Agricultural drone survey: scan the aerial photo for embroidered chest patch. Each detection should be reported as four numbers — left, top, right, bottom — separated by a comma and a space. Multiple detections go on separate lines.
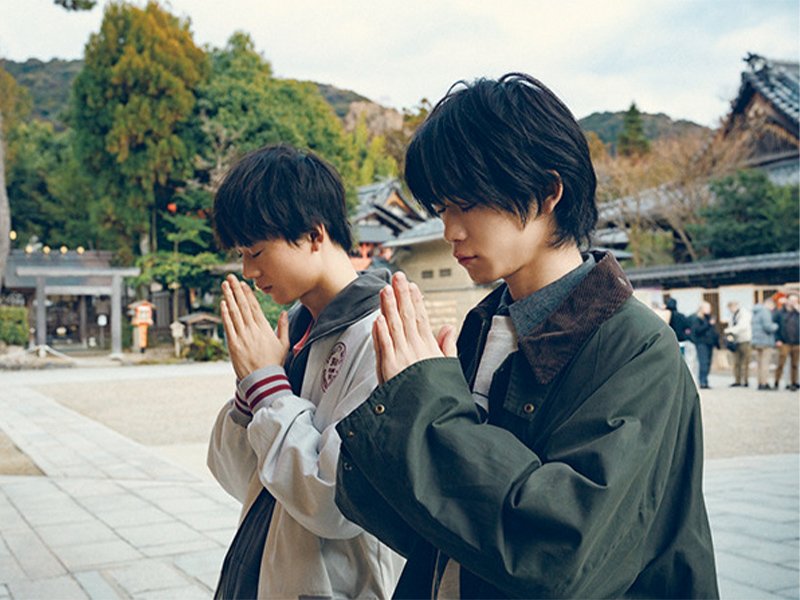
321, 342, 347, 392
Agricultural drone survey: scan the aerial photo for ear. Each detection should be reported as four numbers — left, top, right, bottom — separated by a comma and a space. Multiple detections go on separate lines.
541, 173, 563, 216
308, 224, 326, 252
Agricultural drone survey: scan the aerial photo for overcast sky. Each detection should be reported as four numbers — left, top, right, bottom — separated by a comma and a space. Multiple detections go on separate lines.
1, 0, 797, 127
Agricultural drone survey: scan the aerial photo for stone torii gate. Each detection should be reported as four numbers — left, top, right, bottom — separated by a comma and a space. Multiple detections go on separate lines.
15, 265, 141, 357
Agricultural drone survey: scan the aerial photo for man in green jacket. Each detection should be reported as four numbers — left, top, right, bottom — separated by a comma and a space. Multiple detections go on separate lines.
334, 73, 718, 599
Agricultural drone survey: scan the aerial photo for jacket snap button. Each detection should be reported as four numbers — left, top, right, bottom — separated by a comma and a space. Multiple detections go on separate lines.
346, 430, 355, 438
523, 403, 535, 414
343, 461, 352, 471
374, 404, 386, 415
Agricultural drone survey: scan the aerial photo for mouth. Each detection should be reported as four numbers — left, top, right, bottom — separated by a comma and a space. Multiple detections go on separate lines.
257, 285, 272, 294
454, 253, 477, 266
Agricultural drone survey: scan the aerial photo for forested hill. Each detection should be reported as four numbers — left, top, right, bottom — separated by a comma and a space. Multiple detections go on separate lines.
2, 58, 83, 127
3, 58, 710, 142
578, 111, 710, 148
2, 58, 372, 127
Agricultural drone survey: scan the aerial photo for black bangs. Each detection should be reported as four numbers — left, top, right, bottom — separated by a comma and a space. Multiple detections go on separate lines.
403, 73, 598, 247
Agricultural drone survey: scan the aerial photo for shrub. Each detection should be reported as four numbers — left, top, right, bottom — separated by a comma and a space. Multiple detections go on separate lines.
0, 306, 29, 346
183, 333, 228, 362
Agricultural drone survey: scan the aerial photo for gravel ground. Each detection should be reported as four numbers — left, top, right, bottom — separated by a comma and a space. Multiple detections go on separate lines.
1, 363, 798, 477
699, 380, 799, 459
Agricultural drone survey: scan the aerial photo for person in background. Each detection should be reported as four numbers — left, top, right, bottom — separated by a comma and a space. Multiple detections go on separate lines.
691, 301, 719, 389
774, 292, 800, 391
751, 297, 779, 390
724, 300, 752, 388
666, 298, 691, 342
666, 298, 698, 386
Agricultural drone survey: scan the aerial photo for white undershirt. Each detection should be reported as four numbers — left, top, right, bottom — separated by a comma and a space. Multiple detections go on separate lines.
436, 315, 518, 599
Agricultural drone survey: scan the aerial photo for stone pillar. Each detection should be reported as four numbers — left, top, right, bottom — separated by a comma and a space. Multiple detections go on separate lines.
35, 276, 46, 348
79, 295, 88, 348
111, 274, 123, 357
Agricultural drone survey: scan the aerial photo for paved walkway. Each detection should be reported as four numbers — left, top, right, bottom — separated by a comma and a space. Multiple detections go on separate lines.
0, 364, 798, 599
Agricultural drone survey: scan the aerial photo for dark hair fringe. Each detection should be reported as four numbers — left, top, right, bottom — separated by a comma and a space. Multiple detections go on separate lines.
405, 73, 598, 248
213, 143, 353, 251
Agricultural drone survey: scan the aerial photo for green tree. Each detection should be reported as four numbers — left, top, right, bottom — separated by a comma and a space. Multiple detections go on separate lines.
194, 32, 362, 210
69, 1, 209, 259
690, 170, 799, 258
55, 0, 97, 9
5, 121, 99, 248
617, 102, 650, 158
348, 112, 397, 186
1, 0, 95, 282
0, 64, 34, 283
384, 98, 431, 177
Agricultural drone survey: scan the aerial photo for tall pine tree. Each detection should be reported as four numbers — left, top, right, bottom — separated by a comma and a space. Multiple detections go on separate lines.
69, 1, 208, 258
617, 102, 650, 158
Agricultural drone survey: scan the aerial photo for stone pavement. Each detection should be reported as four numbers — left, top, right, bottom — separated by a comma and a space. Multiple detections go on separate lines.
0, 363, 239, 599
0, 363, 798, 599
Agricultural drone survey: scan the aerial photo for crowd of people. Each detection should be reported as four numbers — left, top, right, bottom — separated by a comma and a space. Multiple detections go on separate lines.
665, 292, 800, 391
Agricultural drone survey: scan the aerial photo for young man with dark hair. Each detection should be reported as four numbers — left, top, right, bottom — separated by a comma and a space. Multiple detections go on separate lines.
334, 74, 718, 599
208, 143, 403, 599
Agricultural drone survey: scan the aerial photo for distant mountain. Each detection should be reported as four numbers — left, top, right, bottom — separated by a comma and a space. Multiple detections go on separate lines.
1, 57, 382, 131
2, 58, 712, 146
315, 83, 370, 119
2, 58, 82, 129
579, 111, 710, 150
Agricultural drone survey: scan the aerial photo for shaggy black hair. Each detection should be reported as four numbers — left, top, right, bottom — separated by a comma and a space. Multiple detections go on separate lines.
404, 73, 597, 247
213, 143, 352, 250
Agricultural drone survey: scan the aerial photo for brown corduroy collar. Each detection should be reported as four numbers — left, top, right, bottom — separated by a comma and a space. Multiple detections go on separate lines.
519, 251, 633, 384
466, 251, 633, 386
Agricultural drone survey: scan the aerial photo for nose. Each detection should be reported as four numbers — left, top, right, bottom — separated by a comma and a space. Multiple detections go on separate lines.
241, 255, 260, 280
442, 210, 465, 244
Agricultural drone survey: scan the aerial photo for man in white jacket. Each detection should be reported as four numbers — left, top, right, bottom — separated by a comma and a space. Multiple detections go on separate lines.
725, 300, 752, 387
208, 143, 403, 599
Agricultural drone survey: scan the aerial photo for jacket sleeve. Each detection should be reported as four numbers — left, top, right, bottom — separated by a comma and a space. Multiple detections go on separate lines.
757, 309, 779, 335
775, 311, 787, 342
244, 333, 379, 540
207, 397, 259, 504
726, 311, 751, 339
337, 330, 703, 599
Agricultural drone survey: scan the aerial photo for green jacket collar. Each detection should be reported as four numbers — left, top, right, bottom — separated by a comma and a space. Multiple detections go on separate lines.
460, 251, 633, 385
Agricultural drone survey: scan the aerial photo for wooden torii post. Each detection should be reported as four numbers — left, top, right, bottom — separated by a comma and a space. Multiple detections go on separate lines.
15, 266, 141, 358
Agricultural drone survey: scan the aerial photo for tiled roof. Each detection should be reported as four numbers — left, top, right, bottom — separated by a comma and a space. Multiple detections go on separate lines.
382, 218, 445, 247
735, 54, 799, 129
355, 223, 395, 244
625, 251, 800, 288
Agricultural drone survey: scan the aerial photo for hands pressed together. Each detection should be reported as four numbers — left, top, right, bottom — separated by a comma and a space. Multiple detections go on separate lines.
373, 272, 458, 385
220, 271, 456, 386
220, 274, 289, 381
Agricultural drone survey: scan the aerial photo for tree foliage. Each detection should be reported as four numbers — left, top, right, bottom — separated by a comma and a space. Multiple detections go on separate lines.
580, 110, 706, 153
384, 98, 431, 177
54, 0, 97, 10
690, 170, 799, 259
3, 59, 83, 126
616, 102, 650, 158
0, 66, 33, 137
0, 64, 34, 285
192, 31, 392, 212
5, 122, 99, 249
595, 126, 748, 265
69, 0, 209, 257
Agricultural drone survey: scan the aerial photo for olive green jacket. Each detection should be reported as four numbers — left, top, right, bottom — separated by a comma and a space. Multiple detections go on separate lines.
336, 252, 719, 599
